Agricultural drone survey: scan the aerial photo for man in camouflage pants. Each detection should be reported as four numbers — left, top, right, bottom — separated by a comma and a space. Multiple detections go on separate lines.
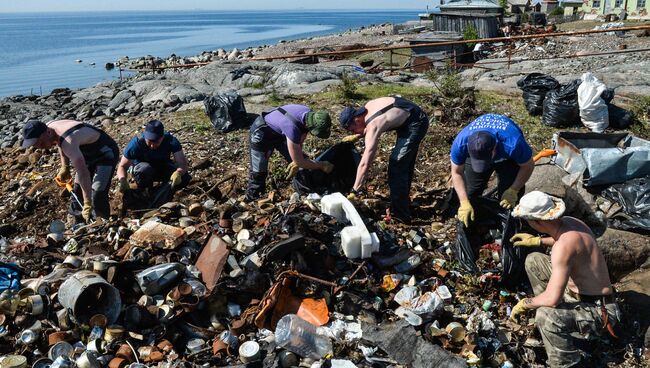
509, 191, 621, 368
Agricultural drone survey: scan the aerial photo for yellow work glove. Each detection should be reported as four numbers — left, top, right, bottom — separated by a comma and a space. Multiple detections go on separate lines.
509, 233, 541, 247
342, 134, 361, 143
500, 188, 519, 209
118, 177, 129, 193
457, 200, 474, 228
56, 165, 72, 182
285, 162, 299, 180
170, 171, 183, 188
82, 201, 93, 223
347, 192, 357, 200
510, 298, 532, 322
321, 161, 334, 174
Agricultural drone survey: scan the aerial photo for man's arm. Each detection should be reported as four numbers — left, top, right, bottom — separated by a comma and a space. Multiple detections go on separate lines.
173, 149, 189, 173
527, 240, 572, 308
510, 158, 534, 191
62, 143, 92, 202
450, 162, 468, 202
352, 124, 382, 191
57, 145, 69, 167
286, 139, 322, 170
116, 156, 132, 180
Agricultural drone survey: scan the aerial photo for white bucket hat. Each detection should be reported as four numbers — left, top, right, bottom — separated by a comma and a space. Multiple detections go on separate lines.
512, 191, 565, 220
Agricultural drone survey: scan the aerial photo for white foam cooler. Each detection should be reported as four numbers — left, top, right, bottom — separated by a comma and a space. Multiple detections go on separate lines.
321, 192, 380, 259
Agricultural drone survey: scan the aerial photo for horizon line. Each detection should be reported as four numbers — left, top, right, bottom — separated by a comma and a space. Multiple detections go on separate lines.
0, 8, 426, 14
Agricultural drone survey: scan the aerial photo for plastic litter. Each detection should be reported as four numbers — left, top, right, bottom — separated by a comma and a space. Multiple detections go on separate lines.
274, 314, 333, 359
542, 79, 581, 127
517, 73, 560, 116
578, 72, 609, 133
203, 91, 249, 133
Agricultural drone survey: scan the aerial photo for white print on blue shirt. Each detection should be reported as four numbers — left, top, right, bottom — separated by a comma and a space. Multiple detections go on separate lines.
468, 115, 509, 131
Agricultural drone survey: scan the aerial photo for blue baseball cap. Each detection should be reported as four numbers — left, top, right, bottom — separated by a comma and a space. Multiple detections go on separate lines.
468, 131, 497, 173
338, 107, 367, 129
144, 120, 164, 140
21, 119, 47, 148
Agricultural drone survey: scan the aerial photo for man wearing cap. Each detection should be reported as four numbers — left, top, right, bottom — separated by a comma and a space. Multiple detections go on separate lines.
450, 114, 534, 227
509, 191, 620, 368
247, 104, 333, 200
116, 120, 190, 196
339, 96, 429, 223
21, 119, 119, 222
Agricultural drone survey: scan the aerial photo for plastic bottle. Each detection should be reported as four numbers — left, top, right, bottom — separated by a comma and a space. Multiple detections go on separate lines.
274, 314, 332, 359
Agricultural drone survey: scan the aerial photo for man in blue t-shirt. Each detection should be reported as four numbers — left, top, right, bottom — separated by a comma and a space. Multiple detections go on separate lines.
450, 114, 534, 227
116, 120, 191, 195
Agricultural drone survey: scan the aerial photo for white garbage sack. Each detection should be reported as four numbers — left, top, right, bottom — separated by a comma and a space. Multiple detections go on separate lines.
577, 72, 609, 133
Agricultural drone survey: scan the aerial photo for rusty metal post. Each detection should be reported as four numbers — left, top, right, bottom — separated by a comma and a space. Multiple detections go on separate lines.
390, 50, 393, 73
507, 39, 512, 70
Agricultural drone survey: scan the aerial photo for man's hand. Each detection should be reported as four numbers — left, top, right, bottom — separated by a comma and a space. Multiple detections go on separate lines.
82, 201, 93, 223
56, 166, 72, 182
500, 187, 519, 209
342, 134, 361, 143
510, 298, 532, 322
118, 177, 129, 193
320, 161, 334, 174
170, 171, 183, 188
457, 200, 474, 227
509, 233, 541, 247
286, 162, 299, 180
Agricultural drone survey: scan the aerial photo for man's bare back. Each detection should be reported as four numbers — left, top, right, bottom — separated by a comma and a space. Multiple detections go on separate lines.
48, 119, 100, 147
363, 97, 409, 133
554, 216, 613, 296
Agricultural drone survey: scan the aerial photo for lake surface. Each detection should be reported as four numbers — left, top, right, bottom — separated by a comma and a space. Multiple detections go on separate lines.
0, 10, 418, 97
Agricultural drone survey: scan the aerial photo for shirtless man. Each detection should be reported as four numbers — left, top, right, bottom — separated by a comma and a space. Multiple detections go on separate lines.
21, 119, 119, 222
339, 96, 429, 223
509, 191, 620, 368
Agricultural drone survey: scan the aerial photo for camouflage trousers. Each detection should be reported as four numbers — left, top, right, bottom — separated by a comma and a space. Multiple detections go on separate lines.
524, 252, 621, 368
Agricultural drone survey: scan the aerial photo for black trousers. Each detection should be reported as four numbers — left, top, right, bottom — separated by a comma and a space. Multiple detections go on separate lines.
464, 158, 523, 199
246, 116, 292, 200
132, 161, 191, 190
387, 109, 429, 222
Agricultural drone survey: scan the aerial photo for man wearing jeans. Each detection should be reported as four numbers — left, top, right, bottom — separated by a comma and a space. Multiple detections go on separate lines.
117, 120, 190, 198
450, 114, 534, 227
21, 119, 119, 223
509, 191, 621, 367
339, 96, 429, 223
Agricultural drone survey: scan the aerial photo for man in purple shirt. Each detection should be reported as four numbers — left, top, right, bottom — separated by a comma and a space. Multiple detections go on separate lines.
247, 104, 333, 200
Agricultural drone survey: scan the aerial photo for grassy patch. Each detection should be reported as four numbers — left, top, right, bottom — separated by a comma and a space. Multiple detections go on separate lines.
318, 83, 433, 106
476, 91, 557, 152
173, 108, 212, 133
629, 95, 650, 139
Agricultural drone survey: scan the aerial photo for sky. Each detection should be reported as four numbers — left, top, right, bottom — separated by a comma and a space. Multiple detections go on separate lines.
0, 0, 430, 13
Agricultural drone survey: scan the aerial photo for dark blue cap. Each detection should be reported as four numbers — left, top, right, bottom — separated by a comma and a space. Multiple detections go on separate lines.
338, 107, 367, 129
21, 119, 47, 148
468, 131, 497, 173
144, 119, 164, 141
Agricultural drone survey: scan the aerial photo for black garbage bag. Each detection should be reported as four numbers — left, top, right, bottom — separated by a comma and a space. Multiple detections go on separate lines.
608, 104, 632, 129
601, 176, 650, 232
204, 91, 248, 133
542, 79, 582, 127
293, 142, 361, 195
453, 197, 539, 289
517, 73, 560, 116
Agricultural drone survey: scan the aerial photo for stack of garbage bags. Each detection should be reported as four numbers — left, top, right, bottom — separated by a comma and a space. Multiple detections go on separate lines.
517, 72, 631, 131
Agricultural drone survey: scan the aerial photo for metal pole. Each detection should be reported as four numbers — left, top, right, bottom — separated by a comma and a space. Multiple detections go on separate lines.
390, 50, 393, 73
250, 24, 650, 61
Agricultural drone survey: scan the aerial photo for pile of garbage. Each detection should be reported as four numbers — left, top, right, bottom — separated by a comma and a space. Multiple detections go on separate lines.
0, 172, 564, 368
517, 71, 631, 131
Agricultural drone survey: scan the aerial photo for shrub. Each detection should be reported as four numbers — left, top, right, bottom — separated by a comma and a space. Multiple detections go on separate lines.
463, 24, 479, 47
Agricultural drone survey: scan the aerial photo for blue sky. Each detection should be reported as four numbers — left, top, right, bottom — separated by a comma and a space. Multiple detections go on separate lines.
0, 1, 430, 12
